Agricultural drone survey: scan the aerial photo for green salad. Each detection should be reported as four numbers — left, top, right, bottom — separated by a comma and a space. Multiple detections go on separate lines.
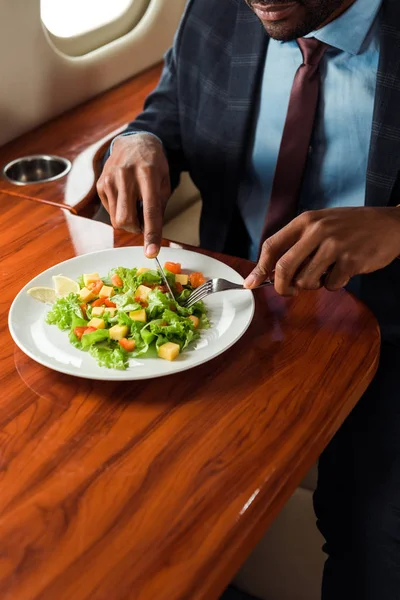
45, 263, 209, 370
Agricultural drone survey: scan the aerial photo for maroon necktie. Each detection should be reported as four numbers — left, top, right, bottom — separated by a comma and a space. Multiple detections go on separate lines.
259, 38, 328, 249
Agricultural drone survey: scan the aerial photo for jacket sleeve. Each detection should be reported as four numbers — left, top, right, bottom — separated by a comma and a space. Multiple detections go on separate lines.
102, 4, 192, 192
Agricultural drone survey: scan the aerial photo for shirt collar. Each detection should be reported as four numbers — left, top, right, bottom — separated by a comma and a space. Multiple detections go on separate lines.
304, 0, 382, 55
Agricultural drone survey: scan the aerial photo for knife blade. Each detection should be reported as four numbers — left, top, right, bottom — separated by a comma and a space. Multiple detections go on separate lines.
136, 200, 175, 301
154, 256, 176, 301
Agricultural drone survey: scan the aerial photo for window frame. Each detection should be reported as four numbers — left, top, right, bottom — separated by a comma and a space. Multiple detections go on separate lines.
40, 0, 151, 57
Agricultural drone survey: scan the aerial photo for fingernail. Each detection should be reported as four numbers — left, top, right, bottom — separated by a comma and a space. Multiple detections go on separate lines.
244, 274, 257, 289
146, 244, 158, 258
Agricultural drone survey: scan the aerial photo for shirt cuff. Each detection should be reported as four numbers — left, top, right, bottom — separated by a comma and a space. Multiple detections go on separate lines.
110, 131, 164, 153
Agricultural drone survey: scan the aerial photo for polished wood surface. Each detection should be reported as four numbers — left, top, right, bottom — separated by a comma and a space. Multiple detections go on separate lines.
0, 63, 163, 213
1, 193, 380, 600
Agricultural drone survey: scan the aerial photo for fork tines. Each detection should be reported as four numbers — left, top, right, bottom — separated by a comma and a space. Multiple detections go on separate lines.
184, 279, 213, 308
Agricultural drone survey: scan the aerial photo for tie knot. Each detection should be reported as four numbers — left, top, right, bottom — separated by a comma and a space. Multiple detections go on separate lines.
297, 37, 328, 66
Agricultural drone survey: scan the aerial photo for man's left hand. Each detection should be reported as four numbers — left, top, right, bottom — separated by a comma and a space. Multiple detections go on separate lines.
244, 207, 400, 296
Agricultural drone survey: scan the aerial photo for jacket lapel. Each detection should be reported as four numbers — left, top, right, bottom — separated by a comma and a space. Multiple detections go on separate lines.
366, 0, 400, 207
223, 2, 268, 193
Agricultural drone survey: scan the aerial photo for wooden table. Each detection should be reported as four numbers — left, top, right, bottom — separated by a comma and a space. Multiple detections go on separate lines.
0, 64, 162, 214
0, 193, 380, 600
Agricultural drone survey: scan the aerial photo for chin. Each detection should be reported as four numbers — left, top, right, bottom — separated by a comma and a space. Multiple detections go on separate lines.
262, 18, 311, 42
262, 22, 299, 41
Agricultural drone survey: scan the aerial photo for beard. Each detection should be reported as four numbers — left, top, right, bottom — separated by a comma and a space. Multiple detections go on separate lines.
246, 0, 347, 41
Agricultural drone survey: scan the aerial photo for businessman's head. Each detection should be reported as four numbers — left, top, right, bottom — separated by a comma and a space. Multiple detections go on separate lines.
246, 0, 354, 41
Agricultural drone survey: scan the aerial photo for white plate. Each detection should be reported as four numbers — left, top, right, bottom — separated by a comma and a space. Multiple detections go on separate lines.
8, 247, 255, 381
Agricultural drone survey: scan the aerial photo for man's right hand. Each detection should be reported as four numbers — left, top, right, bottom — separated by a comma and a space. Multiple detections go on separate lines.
96, 133, 171, 258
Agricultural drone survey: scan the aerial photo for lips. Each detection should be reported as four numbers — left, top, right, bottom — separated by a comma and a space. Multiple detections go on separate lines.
251, 1, 299, 22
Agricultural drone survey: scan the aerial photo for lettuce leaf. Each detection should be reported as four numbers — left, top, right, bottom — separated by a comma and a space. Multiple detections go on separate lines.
164, 269, 177, 290
113, 292, 142, 313
147, 289, 171, 319
117, 311, 133, 328
112, 267, 138, 292
199, 314, 210, 329
139, 325, 156, 348
176, 300, 206, 318
70, 314, 88, 329
88, 344, 128, 370
149, 309, 199, 350
136, 270, 161, 286
46, 293, 84, 330
81, 329, 110, 348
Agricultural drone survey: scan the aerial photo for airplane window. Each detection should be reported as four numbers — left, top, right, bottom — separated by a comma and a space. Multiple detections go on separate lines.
40, 0, 150, 56
41, 0, 133, 38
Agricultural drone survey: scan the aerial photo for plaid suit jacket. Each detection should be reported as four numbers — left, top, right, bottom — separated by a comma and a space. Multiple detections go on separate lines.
124, 0, 400, 247
121, 0, 400, 342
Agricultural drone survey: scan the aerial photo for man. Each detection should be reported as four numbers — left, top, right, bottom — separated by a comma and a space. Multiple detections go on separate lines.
97, 0, 400, 598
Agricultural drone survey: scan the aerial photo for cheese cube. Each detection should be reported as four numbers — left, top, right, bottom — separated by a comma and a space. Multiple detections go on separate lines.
109, 325, 129, 341
129, 309, 147, 323
175, 274, 189, 286
87, 317, 105, 330
79, 287, 96, 303
137, 268, 150, 275
99, 285, 114, 298
91, 306, 105, 317
83, 272, 101, 286
104, 307, 117, 317
158, 342, 180, 362
135, 285, 152, 303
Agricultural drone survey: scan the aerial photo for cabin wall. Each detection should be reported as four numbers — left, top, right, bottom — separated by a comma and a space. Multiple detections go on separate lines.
0, 0, 187, 147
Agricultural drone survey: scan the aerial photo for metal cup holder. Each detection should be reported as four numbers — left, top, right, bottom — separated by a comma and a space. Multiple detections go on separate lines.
2, 155, 72, 185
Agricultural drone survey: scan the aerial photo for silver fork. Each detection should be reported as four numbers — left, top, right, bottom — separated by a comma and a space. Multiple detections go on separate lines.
184, 278, 274, 308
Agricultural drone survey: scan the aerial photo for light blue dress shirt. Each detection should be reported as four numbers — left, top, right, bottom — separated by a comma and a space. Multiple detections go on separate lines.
239, 0, 382, 261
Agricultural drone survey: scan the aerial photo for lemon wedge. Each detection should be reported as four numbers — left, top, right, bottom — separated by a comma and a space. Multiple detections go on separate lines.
52, 275, 80, 297
27, 287, 57, 304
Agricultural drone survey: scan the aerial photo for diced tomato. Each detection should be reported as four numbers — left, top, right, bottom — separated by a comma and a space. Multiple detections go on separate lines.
74, 325, 97, 340
157, 285, 167, 293
74, 326, 87, 341
119, 338, 136, 352
189, 272, 207, 288
111, 273, 123, 288
133, 297, 147, 308
80, 303, 88, 320
175, 282, 183, 294
164, 262, 181, 275
92, 298, 106, 307
88, 280, 103, 295
189, 315, 200, 328
83, 326, 97, 335
169, 305, 177, 312
104, 298, 116, 308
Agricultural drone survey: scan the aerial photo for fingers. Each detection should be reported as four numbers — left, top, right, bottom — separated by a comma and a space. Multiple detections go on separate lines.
323, 253, 357, 290
96, 176, 109, 213
295, 240, 338, 290
244, 213, 322, 295
244, 221, 304, 290
114, 170, 141, 234
137, 172, 164, 258
96, 135, 170, 252
102, 174, 118, 225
